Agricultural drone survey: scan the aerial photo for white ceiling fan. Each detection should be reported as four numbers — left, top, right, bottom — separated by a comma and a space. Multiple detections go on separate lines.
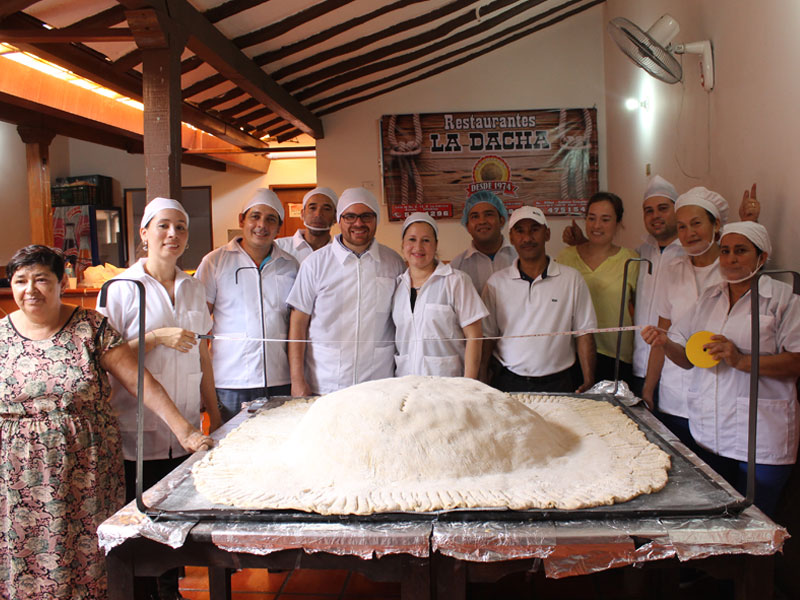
607, 14, 715, 92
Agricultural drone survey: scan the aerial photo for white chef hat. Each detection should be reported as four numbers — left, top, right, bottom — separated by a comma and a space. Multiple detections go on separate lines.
337, 187, 380, 224
508, 206, 548, 229
643, 175, 678, 203
241, 188, 284, 221
302, 186, 338, 209
720, 222, 772, 256
675, 187, 729, 226
402, 212, 438, 239
141, 197, 189, 229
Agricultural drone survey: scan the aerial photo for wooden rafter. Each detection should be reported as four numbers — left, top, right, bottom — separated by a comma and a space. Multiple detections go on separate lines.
233, 0, 355, 49
315, 0, 605, 116
232, 107, 273, 128
198, 85, 244, 110
117, 0, 323, 138
272, 0, 481, 83
2, 12, 268, 149
295, 0, 550, 101
204, 0, 268, 24
65, 5, 127, 30
295, 0, 561, 100
189, 0, 431, 110
255, 0, 427, 65
183, 73, 226, 99
0, 28, 133, 42
0, 0, 39, 22
219, 97, 258, 119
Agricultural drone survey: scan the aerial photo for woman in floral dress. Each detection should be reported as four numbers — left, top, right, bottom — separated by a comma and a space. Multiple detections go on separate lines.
0, 245, 212, 599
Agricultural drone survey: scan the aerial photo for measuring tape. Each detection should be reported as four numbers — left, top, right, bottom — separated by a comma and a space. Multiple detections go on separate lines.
198, 325, 643, 344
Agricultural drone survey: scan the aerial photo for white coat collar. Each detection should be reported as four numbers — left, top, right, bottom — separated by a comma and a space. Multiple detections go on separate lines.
398, 261, 453, 287
224, 237, 295, 267
641, 234, 682, 252
131, 257, 192, 290
332, 234, 380, 264
708, 274, 776, 302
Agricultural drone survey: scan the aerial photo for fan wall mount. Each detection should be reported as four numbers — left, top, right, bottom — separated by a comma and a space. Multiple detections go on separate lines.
608, 14, 714, 92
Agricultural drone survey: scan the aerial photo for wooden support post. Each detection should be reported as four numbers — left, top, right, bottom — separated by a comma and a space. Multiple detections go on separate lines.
128, 8, 186, 202
17, 125, 56, 246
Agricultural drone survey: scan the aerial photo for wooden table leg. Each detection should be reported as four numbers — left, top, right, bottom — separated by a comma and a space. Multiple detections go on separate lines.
434, 554, 466, 600
208, 567, 232, 600
401, 557, 431, 600
106, 546, 135, 600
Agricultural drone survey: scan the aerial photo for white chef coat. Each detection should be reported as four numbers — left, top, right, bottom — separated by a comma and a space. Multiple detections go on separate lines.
482, 259, 597, 377
97, 258, 212, 461
632, 236, 685, 377
274, 229, 331, 264
655, 256, 722, 418
286, 235, 405, 394
194, 238, 298, 389
671, 277, 800, 464
392, 262, 488, 377
450, 238, 517, 294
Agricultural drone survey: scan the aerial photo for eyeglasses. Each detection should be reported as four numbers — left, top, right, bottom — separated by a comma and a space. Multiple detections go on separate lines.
340, 212, 377, 224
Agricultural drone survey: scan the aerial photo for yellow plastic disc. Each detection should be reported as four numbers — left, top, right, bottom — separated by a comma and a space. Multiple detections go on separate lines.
686, 330, 719, 368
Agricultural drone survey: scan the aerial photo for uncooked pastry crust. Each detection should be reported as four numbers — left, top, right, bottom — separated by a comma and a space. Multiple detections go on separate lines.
192, 376, 671, 514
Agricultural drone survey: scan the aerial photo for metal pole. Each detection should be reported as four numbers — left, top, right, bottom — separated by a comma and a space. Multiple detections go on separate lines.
235, 266, 269, 400
614, 258, 652, 395
99, 278, 148, 513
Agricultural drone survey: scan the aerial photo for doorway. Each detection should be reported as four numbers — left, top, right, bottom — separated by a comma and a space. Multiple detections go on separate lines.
271, 185, 315, 239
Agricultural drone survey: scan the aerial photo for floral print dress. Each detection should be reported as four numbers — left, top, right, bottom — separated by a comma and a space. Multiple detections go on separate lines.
0, 307, 125, 599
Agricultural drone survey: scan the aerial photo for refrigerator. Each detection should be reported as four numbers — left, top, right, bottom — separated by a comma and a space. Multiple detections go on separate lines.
53, 205, 125, 281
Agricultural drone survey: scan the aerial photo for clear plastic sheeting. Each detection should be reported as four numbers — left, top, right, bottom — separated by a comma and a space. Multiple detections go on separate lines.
98, 501, 196, 554
433, 508, 787, 579
200, 521, 432, 559
587, 379, 639, 405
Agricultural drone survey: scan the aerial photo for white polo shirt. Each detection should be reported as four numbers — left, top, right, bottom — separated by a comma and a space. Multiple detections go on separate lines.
194, 238, 298, 389
671, 277, 800, 465
274, 229, 331, 264
392, 262, 488, 377
450, 238, 517, 294
97, 259, 212, 461
482, 259, 597, 377
287, 235, 405, 394
632, 236, 685, 377
655, 255, 721, 418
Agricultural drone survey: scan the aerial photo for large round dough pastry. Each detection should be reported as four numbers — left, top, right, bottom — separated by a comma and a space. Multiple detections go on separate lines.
192, 376, 670, 514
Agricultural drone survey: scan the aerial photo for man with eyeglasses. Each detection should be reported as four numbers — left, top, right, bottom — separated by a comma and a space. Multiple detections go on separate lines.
287, 187, 405, 395
195, 188, 299, 422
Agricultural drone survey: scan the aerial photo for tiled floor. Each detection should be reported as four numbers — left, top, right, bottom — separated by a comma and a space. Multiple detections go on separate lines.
179, 566, 401, 599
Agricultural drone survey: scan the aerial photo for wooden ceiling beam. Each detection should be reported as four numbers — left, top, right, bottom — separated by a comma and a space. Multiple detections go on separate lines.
121, 0, 323, 138
0, 28, 133, 43
0, 0, 39, 22
316, 0, 604, 116
295, 0, 549, 101
199, 85, 244, 110
2, 13, 268, 149
233, 0, 354, 49
204, 0, 266, 24
231, 107, 273, 128
282, 0, 520, 92
276, 128, 302, 143
113, 49, 144, 73
219, 98, 258, 119
64, 5, 127, 30
255, 0, 426, 65
182, 73, 226, 99
272, 0, 481, 82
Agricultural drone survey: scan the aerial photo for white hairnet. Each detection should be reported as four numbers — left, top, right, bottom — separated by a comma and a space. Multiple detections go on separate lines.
141, 197, 189, 229
302, 187, 338, 209
337, 187, 380, 224
402, 211, 438, 239
675, 186, 729, 226
241, 188, 284, 221
720, 221, 772, 256
643, 175, 678, 203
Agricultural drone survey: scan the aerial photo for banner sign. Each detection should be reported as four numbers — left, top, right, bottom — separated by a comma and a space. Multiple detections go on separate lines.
380, 109, 598, 221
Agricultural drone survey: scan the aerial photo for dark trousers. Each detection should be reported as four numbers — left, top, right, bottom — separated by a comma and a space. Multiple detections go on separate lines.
491, 361, 580, 394
124, 457, 187, 599
216, 384, 292, 423
595, 353, 633, 387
